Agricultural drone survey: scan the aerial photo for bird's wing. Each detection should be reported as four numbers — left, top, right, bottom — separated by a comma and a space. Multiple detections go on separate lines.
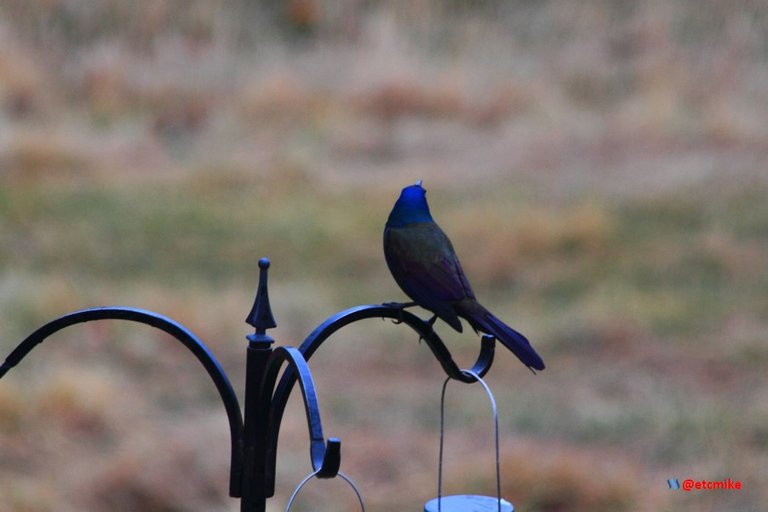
384, 222, 473, 331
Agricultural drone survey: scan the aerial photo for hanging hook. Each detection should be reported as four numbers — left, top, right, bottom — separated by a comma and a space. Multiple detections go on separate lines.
260, 347, 342, 484
316, 437, 341, 478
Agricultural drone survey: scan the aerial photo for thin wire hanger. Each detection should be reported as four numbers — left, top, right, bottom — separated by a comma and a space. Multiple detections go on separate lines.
437, 368, 503, 512
285, 469, 365, 512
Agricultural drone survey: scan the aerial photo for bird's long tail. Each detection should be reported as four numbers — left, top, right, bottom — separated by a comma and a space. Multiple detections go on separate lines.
458, 300, 545, 372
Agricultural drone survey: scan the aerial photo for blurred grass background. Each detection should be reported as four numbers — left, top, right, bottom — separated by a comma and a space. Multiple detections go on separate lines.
1, 1, 767, 511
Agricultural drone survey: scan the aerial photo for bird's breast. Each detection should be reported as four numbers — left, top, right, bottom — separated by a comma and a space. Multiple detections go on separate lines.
383, 222, 475, 301
385, 222, 449, 263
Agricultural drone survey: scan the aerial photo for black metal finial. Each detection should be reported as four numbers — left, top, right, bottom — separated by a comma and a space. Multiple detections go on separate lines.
246, 258, 277, 339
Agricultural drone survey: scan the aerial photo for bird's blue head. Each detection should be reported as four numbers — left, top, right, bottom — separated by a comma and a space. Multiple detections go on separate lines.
386, 180, 434, 228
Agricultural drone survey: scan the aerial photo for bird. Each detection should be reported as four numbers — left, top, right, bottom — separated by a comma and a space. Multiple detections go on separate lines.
383, 180, 545, 372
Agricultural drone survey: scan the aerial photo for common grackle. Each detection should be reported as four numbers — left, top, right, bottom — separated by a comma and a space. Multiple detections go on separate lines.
384, 181, 545, 372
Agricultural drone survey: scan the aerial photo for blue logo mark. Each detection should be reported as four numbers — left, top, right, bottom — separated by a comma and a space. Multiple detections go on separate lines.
668, 479, 681, 490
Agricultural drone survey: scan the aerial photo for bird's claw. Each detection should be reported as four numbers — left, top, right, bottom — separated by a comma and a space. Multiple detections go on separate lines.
382, 301, 417, 325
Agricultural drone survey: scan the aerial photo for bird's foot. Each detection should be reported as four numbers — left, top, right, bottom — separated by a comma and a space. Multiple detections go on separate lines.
382, 301, 417, 309
382, 301, 417, 325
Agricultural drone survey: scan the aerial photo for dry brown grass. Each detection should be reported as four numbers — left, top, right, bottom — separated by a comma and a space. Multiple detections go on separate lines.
1, 2, 767, 511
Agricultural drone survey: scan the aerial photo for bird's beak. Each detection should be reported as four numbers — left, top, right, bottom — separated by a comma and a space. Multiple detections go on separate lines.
414, 179, 423, 188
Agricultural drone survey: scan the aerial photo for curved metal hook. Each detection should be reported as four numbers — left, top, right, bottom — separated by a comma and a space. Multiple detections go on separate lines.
0, 306, 245, 497
262, 303, 495, 495
299, 304, 495, 381
261, 347, 340, 478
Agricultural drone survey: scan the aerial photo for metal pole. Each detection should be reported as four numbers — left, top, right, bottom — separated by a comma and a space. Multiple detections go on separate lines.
241, 258, 278, 512
240, 340, 273, 511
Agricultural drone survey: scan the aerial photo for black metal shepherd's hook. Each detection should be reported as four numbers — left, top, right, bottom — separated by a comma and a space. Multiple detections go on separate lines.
0, 257, 496, 512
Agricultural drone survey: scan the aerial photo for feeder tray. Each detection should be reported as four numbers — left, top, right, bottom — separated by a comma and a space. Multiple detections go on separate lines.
424, 494, 514, 512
